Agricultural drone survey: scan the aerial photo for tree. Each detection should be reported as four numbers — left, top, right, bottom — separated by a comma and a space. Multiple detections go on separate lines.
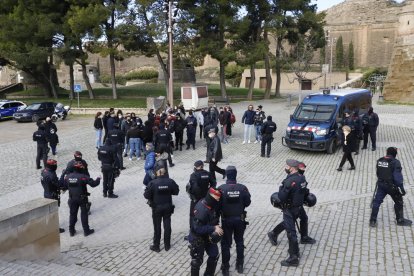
336, 35, 344, 69
267, 0, 323, 98
348, 41, 354, 70
0, 0, 68, 98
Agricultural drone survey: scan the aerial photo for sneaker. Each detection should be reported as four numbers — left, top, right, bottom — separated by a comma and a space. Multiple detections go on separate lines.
108, 193, 119, 198
397, 218, 412, 226
129, 158, 132, 161
254, 140, 258, 144
84, 229, 95, 237
242, 141, 246, 144
37, 166, 42, 170
361, 147, 367, 150
137, 157, 141, 160
337, 167, 342, 171
170, 163, 175, 167
123, 153, 127, 157
348, 166, 355, 170
281, 255, 299, 267
248, 140, 251, 144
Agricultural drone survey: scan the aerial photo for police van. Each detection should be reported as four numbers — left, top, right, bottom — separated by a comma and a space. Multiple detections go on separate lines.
282, 88, 371, 153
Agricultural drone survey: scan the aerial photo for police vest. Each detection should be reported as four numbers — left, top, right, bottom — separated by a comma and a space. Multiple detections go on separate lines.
66, 174, 87, 199
220, 184, 246, 217
264, 122, 276, 134
41, 169, 59, 198
109, 131, 123, 144
376, 157, 393, 183
191, 171, 211, 200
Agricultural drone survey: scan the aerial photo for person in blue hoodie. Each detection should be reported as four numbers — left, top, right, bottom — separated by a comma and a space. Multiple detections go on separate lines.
143, 143, 156, 186
241, 105, 255, 144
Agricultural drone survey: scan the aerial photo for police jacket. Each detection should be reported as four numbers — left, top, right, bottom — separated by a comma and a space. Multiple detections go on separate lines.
242, 110, 255, 125
191, 198, 219, 236
188, 169, 217, 201
108, 129, 125, 145
144, 175, 179, 211
155, 128, 172, 148
107, 116, 116, 131
41, 168, 60, 199
207, 136, 223, 162
376, 155, 403, 188
254, 111, 266, 126
33, 129, 48, 145
362, 112, 379, 128
186, 116, 197, 131
218, 180, 251, 218
64, 172, 100, 199
278, 172, 307, 208
98, 144, 119, 168
261, 120, 277, 136
351, 114, 362, 133
66, 159, 90, 176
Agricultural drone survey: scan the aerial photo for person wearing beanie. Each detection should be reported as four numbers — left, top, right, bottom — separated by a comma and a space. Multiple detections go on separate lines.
253, 105, 266, 144
188, 187, 223, 276
369, 147, 412, 227
217, 166, 251, 275
260, 115, 277, 157
362, 106, 379, 151
185, 110, 198, 150
33, 123, 49, 169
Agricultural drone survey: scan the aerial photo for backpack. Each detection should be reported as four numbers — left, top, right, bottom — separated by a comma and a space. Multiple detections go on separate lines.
230, 113, 236, 124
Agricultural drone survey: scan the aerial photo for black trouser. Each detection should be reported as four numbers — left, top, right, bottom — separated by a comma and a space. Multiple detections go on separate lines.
190, 237, 219, 276
355, 138, 361, 153
187, 129, 196, 148
152, 207, 172, 247
371, 184, 404, 221
261, 135, 273, 156
50, 143, 57, 155
273, 206, 309, 238
199, 125, 204, 139
175, 131, 184, 149
103, 127, 108, 143
339, 151, 355, 168
209, 160, 225, 180
68, 197, 90, 232
221, 217, 246, 268
283, 208, 300, 257
102, 165, 115, 194
36, 143, 48, 168
227, 123, 232, 136
363, 126, 377, 149
189, 199, 197, 228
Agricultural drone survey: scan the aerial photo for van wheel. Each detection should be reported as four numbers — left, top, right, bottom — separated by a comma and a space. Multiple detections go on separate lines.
32, 114, 39, 122
327, 139, 337, 154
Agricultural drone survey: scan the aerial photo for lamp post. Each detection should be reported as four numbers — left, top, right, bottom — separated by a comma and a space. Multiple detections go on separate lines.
167, 0, 174, 106
325, 30, 336, 88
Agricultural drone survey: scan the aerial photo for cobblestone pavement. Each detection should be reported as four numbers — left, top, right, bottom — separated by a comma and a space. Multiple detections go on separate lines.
1, 96, 414, 275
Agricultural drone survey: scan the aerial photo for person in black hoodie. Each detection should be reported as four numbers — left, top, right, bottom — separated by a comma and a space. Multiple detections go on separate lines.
241, 105, 255, 144
337, 125, 356, 171
174, 113, 185, 151
94, 112, 104, 149
45, 117, 59, 156
102, 111, 110, 143
126, 122, 144, 160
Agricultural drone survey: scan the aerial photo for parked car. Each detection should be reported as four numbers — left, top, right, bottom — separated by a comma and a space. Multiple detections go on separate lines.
0, 100, 26, 120
13, 102, 56, 122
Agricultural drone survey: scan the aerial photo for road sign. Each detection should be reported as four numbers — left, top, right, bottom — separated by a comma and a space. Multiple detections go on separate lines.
74, 84, 82, 93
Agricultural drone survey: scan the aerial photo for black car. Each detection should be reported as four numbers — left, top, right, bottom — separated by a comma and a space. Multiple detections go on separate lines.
13, 102, 56, 122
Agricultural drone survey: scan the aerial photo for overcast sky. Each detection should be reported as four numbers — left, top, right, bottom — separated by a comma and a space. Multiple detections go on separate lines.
313, 0, 405, 11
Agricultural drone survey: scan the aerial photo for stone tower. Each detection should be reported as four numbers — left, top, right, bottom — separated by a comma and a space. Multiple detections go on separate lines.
383, 0, 414, 101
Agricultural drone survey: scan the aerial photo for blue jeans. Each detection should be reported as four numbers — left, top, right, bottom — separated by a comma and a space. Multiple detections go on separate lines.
243, 124, 254, 142
129, 138, 141, 159
255, 125, 262, 142
95, 129, 103, 148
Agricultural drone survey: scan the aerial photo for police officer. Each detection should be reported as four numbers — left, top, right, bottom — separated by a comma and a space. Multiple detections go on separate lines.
98, 139, 120, 198
351, 109, 363, 155
187, 160, 217, 229
144, 167, 179, 252
261, 116, 277, 158
186, 110, 198, 150
362, 107, 379, 151
189, 188, 223, 276
63, 161, 101, 237
41, 159, 65, 233
108, 122, 126, 170
33, 123, 49, 169
268, 162, 316, 248
270, 159, 307, 267
154, 124, 174, 167
174, 113, 185, 151
218, 166, 251, 275
370, 147, 412, 227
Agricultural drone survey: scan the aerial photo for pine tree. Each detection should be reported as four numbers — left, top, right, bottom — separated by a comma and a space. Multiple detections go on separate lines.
348, 41, 354, 70
336, 36, 344, 69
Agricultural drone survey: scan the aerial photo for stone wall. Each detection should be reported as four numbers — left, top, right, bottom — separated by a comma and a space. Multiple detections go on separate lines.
0, 198, 60, 261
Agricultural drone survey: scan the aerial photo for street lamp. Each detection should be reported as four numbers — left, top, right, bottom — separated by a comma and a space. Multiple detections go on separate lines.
164, 1, 178, 106
325, 30, 336, 88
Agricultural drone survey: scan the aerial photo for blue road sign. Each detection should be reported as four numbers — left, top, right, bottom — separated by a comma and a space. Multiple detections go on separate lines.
74, 84, 82, 93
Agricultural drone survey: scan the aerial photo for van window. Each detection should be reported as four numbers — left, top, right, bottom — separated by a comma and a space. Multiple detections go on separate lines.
294, 104, 336, 121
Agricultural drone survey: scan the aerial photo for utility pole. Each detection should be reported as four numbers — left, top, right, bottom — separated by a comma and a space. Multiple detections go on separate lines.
167, 0, 174, 106
325, 30, 336, 89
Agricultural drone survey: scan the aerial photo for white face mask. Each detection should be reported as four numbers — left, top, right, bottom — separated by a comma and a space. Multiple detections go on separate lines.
118, 115, 122, 119
208, 133, 215, 138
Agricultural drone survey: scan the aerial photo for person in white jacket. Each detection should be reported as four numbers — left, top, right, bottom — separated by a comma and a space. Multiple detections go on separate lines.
194, 109, 205, 140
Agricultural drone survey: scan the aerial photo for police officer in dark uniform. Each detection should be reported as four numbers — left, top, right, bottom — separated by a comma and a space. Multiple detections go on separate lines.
369, 147, 412, 227
41, 159, 65, 233
187, 160, 217, 229
362, 107, 379, 151
174, 113, 185, 151
63, 161, 101, 237
98, 139, 120, 198
271, 159, 307, 267
33, 123, 49, 169
268, 162, 316, 248
218, 166, 251, 275
144, 167, 179, 252
186, 110, 198, 150
108, 122, 126, 170
155, 124, 174, 167
261, 116, 277, 157
189, 188, 223, 276
351, 109, 363, 155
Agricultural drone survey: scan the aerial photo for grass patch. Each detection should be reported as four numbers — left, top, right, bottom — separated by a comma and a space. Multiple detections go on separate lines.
378, 100, 414, 106
22, 98, 146, 108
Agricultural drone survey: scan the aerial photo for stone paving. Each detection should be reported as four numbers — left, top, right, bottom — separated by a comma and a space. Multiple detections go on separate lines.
1, 95, 414, 275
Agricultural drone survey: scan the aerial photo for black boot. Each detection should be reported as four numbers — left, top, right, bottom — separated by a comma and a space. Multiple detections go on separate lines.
235, 259, 244, 274
267, 231, 278, 246
69, 228, 76, 237
84, 229, 95, 236
370, 207, 379, 227
300, 236, 316, 244
396, 207, 412, 226
204, 258, 218, 276
59, 228, 65, 233
281, 255, 299, 267
299, 222, 316, 244
150, 245, 161, 253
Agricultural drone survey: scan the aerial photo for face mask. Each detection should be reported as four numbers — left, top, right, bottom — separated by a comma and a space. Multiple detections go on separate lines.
208, 133, 215, 138
285, 168, 290, 174
118, 115, 122, 119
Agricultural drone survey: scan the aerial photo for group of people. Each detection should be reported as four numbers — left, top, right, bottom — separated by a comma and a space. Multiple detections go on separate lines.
33, 117, 59, 169
35, 100, 413, 275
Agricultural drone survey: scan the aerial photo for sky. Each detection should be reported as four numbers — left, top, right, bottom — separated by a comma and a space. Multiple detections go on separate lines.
313, 0, 405, 11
